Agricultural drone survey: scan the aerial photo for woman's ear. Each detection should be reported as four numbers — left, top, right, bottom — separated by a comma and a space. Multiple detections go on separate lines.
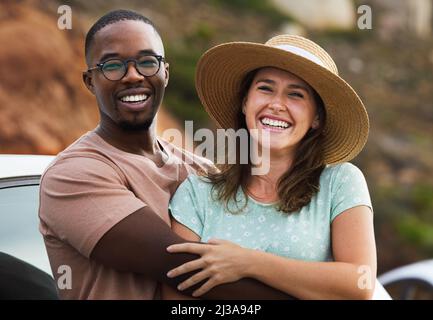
311, 116, 319, 129
241, 97, 247, 115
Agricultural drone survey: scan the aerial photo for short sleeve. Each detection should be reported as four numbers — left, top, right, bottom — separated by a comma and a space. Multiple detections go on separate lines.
39, 156, 146, 258
168, 175, 206, 237
330, 163, 373, 222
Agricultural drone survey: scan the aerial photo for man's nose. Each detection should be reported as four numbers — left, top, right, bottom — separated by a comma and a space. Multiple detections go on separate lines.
121, 62, 144, 83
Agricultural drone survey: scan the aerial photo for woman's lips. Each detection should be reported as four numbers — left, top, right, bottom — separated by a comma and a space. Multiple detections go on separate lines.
258, 116, 292, 132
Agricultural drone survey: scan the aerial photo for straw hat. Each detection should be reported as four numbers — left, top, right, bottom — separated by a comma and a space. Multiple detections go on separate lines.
195, 35, 369, 165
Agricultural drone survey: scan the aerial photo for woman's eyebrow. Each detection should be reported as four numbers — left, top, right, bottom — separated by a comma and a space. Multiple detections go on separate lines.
255, 79, 275, 85
287, 83, 310, 93
255, 79, 310, 93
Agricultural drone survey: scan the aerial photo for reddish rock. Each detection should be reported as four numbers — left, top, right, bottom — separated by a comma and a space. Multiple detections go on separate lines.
0, 1, 183, 155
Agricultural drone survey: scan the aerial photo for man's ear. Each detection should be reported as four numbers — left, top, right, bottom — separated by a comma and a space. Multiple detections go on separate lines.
164, 62, 169, 88
82, 71, 95, 95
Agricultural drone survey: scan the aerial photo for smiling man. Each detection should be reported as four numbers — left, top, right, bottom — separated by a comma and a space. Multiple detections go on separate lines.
38, 10, 292, 300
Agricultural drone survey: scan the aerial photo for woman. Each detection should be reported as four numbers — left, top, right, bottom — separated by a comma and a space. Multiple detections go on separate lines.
163, 35, 376, 299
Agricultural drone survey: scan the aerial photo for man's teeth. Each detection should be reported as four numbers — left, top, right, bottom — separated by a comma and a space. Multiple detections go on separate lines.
260, 117, 291, 128
120, 94, 148, 103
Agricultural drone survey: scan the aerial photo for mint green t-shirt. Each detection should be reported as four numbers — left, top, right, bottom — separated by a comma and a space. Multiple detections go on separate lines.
169, 162, 373, 262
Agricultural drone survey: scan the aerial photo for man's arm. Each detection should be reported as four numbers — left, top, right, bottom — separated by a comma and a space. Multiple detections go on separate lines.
90, 206, 294, 299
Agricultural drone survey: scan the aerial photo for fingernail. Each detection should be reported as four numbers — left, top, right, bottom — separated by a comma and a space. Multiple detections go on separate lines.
166, 271, 173, 278
177, 285, 183, 291
166, 246, 172, 252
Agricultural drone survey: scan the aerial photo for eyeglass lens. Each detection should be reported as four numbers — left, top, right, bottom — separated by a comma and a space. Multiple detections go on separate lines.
101, 56, 161, 80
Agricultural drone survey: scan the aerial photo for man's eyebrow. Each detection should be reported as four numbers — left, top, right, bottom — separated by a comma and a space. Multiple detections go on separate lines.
137, 49, 158, 56
255, 79, 310, 92
98, 50, 160, 63
99, 52, 119, 62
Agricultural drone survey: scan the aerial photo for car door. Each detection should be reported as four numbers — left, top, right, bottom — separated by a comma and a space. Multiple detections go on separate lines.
0, 175, 52, 275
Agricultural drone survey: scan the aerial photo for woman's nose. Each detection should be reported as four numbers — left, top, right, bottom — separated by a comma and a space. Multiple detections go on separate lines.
268, 100, 286, 112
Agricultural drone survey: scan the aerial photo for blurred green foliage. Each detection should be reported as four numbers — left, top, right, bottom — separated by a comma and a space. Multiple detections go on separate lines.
211, 0, 292, 27
373, 183, 433, 254
164, 22, 217, 127
411, 184, 433, 219
397, 216, 433, 254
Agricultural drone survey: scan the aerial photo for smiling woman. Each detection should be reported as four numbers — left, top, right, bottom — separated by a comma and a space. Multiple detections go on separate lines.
163, 34, 378, 300
242, 67, 323, 176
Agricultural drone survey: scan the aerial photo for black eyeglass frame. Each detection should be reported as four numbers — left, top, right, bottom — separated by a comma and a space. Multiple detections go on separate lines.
86, 55, 165, 81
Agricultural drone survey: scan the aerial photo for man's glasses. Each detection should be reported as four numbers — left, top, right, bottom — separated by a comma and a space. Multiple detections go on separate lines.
87, 55, 165, 81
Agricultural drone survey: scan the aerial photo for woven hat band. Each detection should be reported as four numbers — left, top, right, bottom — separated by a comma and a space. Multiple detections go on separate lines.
274, 44, 325, 68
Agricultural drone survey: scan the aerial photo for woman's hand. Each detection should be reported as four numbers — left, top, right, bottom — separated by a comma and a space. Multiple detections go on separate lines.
166, 238, 253, 297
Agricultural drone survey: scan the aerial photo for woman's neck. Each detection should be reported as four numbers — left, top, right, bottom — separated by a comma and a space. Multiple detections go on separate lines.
247, 152, 294, 203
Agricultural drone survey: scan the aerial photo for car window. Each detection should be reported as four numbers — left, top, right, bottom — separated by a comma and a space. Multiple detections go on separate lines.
385, 279, 433, 300
0, 184, 52, 275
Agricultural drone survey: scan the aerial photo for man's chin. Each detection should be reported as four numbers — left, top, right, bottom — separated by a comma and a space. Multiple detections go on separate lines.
118, 120, 153, 132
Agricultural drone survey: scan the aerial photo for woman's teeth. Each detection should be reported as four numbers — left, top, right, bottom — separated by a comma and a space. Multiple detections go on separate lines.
120, 94, 148, 103
260, 117, 291, 129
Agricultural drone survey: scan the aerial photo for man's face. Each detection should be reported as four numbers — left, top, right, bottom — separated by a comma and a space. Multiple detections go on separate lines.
83, 20, 169, 131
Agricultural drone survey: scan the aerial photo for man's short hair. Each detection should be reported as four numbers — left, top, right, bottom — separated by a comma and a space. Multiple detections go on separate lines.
84, 9, 160, 65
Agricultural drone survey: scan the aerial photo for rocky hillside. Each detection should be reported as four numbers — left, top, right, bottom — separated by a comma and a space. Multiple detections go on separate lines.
0, 0, 185, 154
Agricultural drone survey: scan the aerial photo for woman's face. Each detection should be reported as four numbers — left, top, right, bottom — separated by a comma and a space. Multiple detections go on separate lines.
243, 67, 319, 156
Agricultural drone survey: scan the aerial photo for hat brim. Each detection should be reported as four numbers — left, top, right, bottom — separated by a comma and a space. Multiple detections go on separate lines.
195, 42, 369, 165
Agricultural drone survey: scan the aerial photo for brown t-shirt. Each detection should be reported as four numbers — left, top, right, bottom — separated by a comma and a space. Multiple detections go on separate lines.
38, 130, 213, 299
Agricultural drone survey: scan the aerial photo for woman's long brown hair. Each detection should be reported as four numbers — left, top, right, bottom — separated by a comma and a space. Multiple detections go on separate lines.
205, 69, 327, 214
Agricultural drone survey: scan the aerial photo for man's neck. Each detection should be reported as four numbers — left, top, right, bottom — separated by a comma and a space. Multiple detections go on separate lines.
95, 122, 161, 157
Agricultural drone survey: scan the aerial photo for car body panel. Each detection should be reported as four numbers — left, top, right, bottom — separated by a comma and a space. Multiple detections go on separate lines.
379, 260, 433, 286
0, 154, 54, 180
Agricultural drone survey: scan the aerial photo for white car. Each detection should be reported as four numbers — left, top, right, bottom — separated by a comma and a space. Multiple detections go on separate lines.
0, 154, 393, 299
0, 154, 55, 276
379, 260, 433, 300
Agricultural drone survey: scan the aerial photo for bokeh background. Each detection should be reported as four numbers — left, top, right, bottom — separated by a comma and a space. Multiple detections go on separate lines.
1, 0, 432, 278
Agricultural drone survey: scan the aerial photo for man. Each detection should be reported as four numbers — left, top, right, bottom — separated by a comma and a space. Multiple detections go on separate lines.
39, 9, 290, 299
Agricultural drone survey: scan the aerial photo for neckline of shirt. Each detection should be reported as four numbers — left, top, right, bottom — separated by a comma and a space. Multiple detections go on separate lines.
247, 195, 278, 207
89, 130, 174, 168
